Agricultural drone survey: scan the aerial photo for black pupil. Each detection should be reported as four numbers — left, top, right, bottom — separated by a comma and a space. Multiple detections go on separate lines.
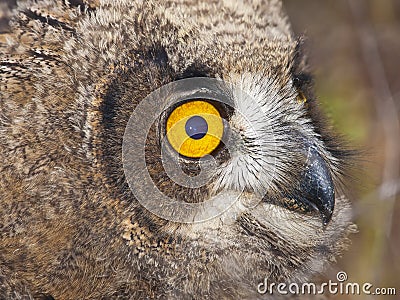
185, 116, 208, 140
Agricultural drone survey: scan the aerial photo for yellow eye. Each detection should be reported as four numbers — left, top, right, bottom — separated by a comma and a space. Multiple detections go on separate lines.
166, 100, 224, 158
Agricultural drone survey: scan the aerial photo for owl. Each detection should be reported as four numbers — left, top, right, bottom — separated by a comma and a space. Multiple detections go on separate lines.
0, 0, 355, 299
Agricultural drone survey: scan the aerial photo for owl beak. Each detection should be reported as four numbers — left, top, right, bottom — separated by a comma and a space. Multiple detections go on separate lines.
298, 147, 335, 226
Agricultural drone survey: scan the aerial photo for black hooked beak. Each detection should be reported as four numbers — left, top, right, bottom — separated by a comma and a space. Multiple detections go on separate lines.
297, 146, 335, 226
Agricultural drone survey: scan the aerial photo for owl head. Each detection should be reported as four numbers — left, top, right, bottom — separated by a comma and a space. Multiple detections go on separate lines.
1, 0, 356, 298
81, 0, 355, 295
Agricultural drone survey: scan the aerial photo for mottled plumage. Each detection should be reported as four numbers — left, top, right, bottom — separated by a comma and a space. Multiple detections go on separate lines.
0, 1, 355, 299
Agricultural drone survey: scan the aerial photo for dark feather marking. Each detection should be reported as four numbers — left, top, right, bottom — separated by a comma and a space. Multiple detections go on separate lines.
22, 9, 75, 32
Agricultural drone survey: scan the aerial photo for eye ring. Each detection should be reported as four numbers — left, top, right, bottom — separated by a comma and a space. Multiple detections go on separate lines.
166, 100, 224, 158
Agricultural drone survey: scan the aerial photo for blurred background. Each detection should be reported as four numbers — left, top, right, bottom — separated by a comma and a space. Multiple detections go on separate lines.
1, 0, 400, 299
284, 0, 400, 298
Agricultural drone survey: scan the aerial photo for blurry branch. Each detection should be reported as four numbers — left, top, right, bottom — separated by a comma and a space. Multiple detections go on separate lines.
349, 0, 400, 285
348, 0, 400, 208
